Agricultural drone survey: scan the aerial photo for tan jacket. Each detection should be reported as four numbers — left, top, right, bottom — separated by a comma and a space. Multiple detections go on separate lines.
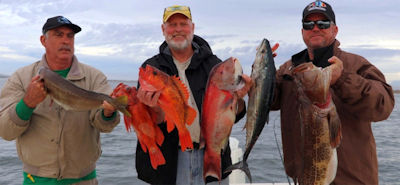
272, 40, 394, 185
0, 55, 120, 179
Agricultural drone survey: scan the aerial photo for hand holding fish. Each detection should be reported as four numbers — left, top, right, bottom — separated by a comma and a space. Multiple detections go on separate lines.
136, 87, 164, 123
328, 56, 343, 85
235, 74, 253, 99
23, 75, 47, 108
102, 100, 116, 117
271, 43, 279, 58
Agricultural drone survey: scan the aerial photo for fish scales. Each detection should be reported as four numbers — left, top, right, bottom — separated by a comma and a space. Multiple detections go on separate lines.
39, 67, 130, 116
292, 62, 342, 185
224, 39, 276, 182
201, 57, 244, 181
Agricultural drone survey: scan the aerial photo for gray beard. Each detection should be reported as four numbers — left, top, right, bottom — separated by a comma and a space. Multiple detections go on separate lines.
166, 35, 194, 51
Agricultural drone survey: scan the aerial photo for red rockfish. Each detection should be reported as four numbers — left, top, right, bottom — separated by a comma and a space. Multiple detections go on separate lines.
139, 65, 197, 151
111, 83, 165, 169
201, 57, 245, 181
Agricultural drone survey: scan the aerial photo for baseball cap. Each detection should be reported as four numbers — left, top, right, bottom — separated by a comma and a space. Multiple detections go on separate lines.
163, 5, 192, 23
303, 0, 335, 24
42, 16, 81, 34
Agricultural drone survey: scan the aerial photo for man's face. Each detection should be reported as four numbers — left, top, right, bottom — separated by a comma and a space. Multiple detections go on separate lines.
41, 26, 75, 61
302, 13, 338, 50
162, 14, 194, 51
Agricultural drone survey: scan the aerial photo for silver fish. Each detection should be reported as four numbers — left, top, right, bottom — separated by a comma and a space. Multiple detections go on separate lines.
39, 67, 130, 116
224, 39, 276, 182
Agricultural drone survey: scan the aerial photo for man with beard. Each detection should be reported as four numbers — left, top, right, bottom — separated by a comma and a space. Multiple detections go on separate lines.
135, 5, 252, 185
0, 16, 120, 185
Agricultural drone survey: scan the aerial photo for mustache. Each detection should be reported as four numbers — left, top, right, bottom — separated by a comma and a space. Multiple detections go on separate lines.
58, 45, 72, 51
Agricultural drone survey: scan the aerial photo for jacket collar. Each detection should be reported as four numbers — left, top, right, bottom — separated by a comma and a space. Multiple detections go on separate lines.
39, 54, 84, 80
292, 40, 339, 68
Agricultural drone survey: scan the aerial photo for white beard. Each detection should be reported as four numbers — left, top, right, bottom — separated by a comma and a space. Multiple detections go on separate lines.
166, 34, 194, 51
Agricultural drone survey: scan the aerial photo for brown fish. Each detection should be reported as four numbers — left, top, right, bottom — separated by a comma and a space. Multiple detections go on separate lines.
39, 67, 130, 116
292, 62, 342, 185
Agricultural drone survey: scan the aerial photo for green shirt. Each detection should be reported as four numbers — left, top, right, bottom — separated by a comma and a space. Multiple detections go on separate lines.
23, 170, 96, 185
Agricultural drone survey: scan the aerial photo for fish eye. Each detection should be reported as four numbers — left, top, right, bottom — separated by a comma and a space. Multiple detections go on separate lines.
153, 71, 157, 75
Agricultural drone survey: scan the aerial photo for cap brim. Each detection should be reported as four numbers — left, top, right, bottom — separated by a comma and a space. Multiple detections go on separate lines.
163, 12, 191, 22
303, 10, 333, 22
45, 23, 81, 34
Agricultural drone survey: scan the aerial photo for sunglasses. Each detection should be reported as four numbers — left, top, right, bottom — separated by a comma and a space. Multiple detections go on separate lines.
302, 20, 332, 30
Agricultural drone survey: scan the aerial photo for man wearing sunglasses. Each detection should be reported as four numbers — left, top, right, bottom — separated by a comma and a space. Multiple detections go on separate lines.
135, 5, 252, 185
271, 1, 394, 184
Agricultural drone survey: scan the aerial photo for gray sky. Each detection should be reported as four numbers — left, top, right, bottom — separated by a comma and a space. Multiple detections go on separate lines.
1, 0, 399, 83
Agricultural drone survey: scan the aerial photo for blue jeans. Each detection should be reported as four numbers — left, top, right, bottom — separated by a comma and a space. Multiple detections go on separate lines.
176, 148, 229, 185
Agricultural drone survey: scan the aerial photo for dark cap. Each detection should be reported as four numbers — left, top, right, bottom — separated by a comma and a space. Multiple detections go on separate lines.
303, 0, 335, 24
42, 16, 81, 34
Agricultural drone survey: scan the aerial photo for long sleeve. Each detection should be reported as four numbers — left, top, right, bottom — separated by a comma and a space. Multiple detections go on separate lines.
332, 54, 394, 122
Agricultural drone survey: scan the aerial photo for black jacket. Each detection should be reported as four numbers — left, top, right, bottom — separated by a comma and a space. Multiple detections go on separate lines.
135, 35, 245, 184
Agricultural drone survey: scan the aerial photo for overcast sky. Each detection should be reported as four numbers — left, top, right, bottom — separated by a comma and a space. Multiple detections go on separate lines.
1, 0, 399, 84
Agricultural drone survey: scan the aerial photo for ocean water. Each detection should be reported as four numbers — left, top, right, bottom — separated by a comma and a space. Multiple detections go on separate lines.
0, 78, 399, 185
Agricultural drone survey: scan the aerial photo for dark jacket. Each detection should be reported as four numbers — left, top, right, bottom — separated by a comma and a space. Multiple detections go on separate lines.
136, 35, 245, 184
271, 40, 394, 185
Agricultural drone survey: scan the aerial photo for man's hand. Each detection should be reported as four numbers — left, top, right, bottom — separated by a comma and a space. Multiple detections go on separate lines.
235, 74, 253, 99
328, 56, 344, 85
23, 75, 47, 108
271, 43, 279, 58
102, 101, 116, 117
136, 86, 164, 123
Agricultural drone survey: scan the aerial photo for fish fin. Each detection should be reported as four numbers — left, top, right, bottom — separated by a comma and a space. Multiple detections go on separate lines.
178, 129, 193, 151
328, 106, 342, 148
171, 76, 190, 101
165, 115, 175, 133
203, 149, 222, 181
155, 125, 164, 146
224, 160, 252, 183
111, 95, 132, 117
148, 145, 166, 169
185, 105, 197, 126
123, 115, 133, 132
137, 136, 148, 153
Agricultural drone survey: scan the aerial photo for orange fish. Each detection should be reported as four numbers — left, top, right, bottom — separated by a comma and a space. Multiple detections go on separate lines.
111, 83, 165, 169
201, 57, 245, 181
139, 65, 197, 151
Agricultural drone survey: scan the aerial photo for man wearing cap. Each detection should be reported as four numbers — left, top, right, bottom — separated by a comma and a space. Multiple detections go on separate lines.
271, 1, 394, 184
0, 16, 120, 185
135, 5, 252, 185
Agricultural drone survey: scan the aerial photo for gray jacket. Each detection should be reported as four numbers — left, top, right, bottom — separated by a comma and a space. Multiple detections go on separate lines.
0, 55, 120, 179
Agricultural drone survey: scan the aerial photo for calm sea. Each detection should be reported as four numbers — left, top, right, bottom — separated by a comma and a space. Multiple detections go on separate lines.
0, 78, 399, 185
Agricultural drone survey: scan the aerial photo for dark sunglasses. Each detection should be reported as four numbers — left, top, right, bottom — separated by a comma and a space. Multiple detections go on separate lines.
302, 20, 332, 30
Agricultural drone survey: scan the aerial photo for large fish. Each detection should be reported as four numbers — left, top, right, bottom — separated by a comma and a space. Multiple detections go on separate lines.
38, 67, 130, 116
292, 62, 342, 185
201, 57, 245, 181
111, 83, 165, 169
224, 39, 276, 182
138, 65, 197, 151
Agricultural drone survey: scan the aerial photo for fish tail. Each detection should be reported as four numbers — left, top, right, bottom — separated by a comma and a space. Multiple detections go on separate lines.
203, 149, 222, 181
148, 146, 166, 169
178, 128, 193, 151
137, 136, 148, 153
111, 95, 132, 117
224, 160, 252, 183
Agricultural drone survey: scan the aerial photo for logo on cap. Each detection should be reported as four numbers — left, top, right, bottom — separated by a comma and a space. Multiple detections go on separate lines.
57, 16, 72, 24
307, 1, 327, 11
